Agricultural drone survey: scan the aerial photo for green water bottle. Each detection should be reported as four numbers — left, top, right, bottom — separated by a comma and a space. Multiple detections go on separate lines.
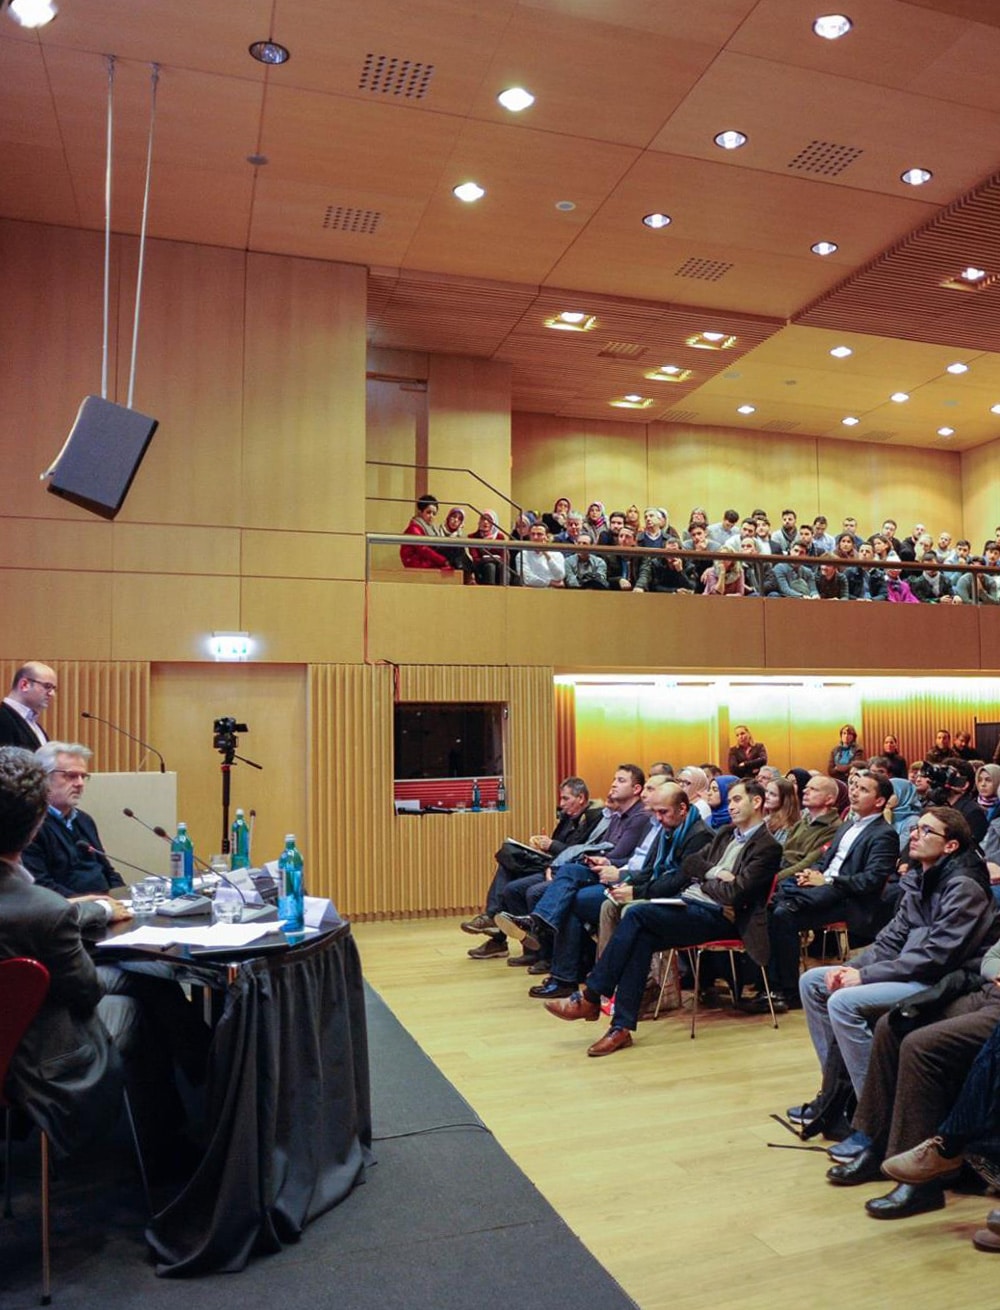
277, 833, 304, 933
471, 779, 482, 811
231, 808, 250, 870
497, 777, 507, 811
170, 821, 194, 897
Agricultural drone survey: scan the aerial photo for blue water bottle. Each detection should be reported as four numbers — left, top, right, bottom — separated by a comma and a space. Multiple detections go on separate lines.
278, 833, 304, 933
471, 779, 482, 811
170, 821, 194, 897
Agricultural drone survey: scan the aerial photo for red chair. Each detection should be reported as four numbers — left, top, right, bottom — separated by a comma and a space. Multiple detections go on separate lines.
0, 957, 53, 1305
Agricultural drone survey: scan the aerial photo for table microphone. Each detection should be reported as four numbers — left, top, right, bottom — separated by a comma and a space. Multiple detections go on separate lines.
81, 710, 166, 772
123, 806, 171, 842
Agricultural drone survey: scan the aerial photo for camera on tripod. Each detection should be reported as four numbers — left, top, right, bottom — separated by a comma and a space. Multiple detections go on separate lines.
213, 716, 248, 756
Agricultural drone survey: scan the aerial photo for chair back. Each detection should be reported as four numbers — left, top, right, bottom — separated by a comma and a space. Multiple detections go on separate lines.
0, 958, 50, 1109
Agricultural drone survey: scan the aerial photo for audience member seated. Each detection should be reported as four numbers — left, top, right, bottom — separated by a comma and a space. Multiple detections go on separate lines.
952, 730, 977, 761
23, 742, 124, 897
607, 525, 640, 590
841, 516, 864, 549
888, 777, 921, 853
813, 516, 836, 553
400, 494, 451, 570
469, 510, 517, 585
938, 757, 989, 842
977, 765, 1000, 827
884, 561, 919, 604
463, 776, 602, 960
707, 774, 739, 828
439, 507, 476, 580
829, 724, 865, 780
565, 532, 609, 589
816, 559, 850, 600
771, 509, 799, 554
763, 777, 801, 845
881, 735, 908, 778
597, 510, 626, 547
682, 508, 709, 545
542, 497, 571, 536
702, 549, 751, 595
520, 522, 567, 588
542, 781, 781, 1056
956, 541, 1000, 604
767, 771, 898, 1010
637, 507, 672, 548
707, 508, 740, 546
924, 730, 953, 765
847, 542, 886, 600
678, 766, 713, 821
790, 808, 997, 1118
584, 502, 607, 540
773, 542, 818, 597
634, 539, 695, 593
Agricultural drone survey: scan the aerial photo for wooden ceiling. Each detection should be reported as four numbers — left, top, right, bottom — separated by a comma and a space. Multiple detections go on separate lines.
6, 0, 1000, 448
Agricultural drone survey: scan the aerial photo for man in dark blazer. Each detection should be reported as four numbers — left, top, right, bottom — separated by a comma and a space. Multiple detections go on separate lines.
0, 661, 55, 749
768, 770, 899, 1008
543, 781, 782, 1056
0, 746, 137, 1157
22, 741, 124, 896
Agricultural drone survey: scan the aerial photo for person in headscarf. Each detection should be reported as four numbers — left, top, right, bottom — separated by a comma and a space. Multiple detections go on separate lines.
786, 767, 812, 802
977, 764, 1000, 826
706, 774, 739, 830
469, 510, 513, 586
889, 777, 921, 852
677, 765, 712, 822
542, 497, 571, 536
584, 502, 607, 537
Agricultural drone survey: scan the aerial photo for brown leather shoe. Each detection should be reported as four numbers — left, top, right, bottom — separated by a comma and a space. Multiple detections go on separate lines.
461, 913, 496, 935
467, 937, 508, 959
544, 991, 600, 1022
587, 1026, 633, 1057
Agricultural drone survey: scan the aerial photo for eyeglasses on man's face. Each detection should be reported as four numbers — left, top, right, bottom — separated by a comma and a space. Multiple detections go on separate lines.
51, 769, 90, 783
26, 678, 57, 693
915, 823, 947, 839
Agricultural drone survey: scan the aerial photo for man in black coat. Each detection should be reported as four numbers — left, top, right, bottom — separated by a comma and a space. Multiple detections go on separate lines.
22, 741, 124, 896
767, 770, 900, 1008
0, 661, 55, 749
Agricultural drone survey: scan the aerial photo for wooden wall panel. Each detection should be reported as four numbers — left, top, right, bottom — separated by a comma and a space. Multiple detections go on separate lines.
149, 662, 307, 871
512, 412, 965, 537
0, 659, 149, 772
365, 377, 423, 534
111, 574, 241, 661
555, 682, 576, 782
861, 680, 1000, 769
309, 663, 555, 918
426, 356, 513, 516
961, 439, 1000, 551
243, 253, 367, 535
240, 579, 365, 663
0, 571, 113, 661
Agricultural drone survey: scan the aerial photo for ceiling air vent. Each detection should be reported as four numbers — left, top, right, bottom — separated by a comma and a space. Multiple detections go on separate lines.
860, 430, 897, 443
675, 257, 733, 282
764, 420, 800, 432
788, 140, 864, 176
661, 409, 700, 423
598, 341, 646, 359
323, 206, 382, 234
359, 53, 435, 99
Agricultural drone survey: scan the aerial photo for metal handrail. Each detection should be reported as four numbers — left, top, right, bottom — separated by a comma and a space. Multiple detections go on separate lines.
366, 460, 523, 520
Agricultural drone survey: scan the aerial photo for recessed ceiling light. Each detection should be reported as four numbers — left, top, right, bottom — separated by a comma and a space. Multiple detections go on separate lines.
830, 346, 853, 358
687, 332, 737, 351
714, 130, 748, 150
554, 200, 576, 212
946, 362, 969, 374
246, 153, 269, 167
992, 404, 1000, 415
545, 311, 597, 333
736, 404, 756, 415
497, 86, 535, 112
609, 395, 653, 409
937, 427, 955, 437
645, 365, 693, 383
642, 212, 672, 229
453, 181, 486, 203
7, 0, 57, 25
961, 266, 987, 282
249, 39, 290, 64
890, 392, 909, 403
901, 167, 932, 187
842, 416, 860, 426
811, 240, 839, 256
813, 14, 853, 40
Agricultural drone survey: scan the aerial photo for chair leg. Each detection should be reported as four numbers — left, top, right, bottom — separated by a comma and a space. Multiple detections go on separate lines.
760, 964, 780, 1030
121, 1089, 152, 1216
689, 948, 702, 1039
3, 1106, 12, 1219
40, 1130, 50, 1306
653, 949, 675, 1020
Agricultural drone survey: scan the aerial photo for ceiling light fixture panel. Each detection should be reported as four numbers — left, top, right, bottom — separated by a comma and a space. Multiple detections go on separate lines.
830, 345, 852, 358
686, 331, 736, 350
453, 181, 485, 202
6, 0, 57, 26
497, 86, 534, 112
714, 130, 747, 150
900, 167, 932, 186
811, 240, 838, 256
813, 14, 853, 40
545, 311, 597, 333
249, 39, 290, 64
642, 212, 671, 229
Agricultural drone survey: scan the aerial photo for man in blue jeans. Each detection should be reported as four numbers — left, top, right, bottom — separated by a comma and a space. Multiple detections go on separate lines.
543, 781, 781, 1056
791, 807, 998, 1156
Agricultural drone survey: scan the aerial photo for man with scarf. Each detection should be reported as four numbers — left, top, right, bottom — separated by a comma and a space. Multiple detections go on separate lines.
527, 780, 712, 1000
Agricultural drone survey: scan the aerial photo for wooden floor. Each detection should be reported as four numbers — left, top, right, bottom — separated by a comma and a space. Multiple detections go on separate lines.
353, 917, 995, 1310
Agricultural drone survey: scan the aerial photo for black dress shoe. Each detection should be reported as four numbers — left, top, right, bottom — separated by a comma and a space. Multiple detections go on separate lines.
495, 912, 541, 953
865, 1182, 946, 1219
528, 977, 576, 999
826, 1147, 884, 1186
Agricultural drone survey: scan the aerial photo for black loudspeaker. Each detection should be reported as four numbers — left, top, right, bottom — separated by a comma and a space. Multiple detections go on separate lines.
46, 395, 159, 520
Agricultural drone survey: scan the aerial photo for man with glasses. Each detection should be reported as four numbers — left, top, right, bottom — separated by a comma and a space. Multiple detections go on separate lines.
23, 741, 125, 897
791, 808, 999, 1158
0, 661, 56, 748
